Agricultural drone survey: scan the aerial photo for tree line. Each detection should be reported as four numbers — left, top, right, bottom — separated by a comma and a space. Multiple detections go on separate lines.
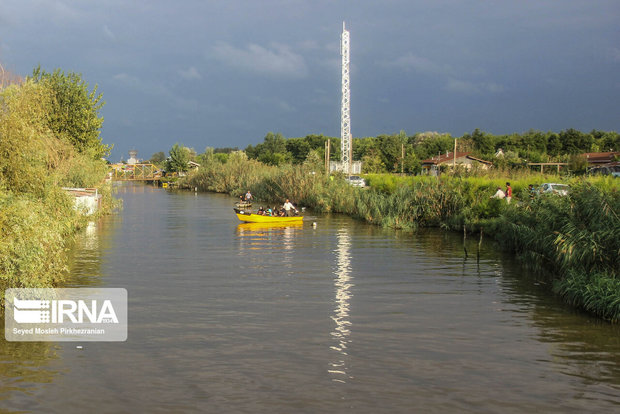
155, 128, 619, 174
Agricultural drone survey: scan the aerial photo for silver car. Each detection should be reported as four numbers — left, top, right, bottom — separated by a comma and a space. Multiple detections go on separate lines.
344, 175, 366, 187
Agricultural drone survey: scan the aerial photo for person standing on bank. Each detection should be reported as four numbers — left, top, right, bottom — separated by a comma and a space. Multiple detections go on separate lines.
505, 182, 512, 204
283, 199, 297, 216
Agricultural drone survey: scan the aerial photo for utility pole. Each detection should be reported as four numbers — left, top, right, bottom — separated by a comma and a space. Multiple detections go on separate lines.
325, 138, 331, 174
453, 137, 457, 171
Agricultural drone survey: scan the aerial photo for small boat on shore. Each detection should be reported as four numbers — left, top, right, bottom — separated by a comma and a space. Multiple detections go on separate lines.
234, 209, 303, 223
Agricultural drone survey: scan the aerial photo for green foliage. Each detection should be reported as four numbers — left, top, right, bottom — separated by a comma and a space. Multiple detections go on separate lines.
560, 128, 593, 154
361, 150, 386, 173
0, 188, 81, 292
0, 72, 114, 301
285, 137, 311, 164
0, 81, 54, 196
150, 151, 166, 165
166, 143, 190, 172
413, 132, 455, 160
470, 128, 494, 156
303, 149, 324, 172
568, 154, 589, 174
237, 127, 618, 176
245, 132, 291, 166
403, 151, 421, 174
555, 271, 620, 322
492, 182, 619, 320
29, 66, 110, 159
377, 134, 403, 171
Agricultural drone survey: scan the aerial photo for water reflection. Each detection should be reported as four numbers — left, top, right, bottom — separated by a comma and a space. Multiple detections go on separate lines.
329, 228, 354, 383
65, 216, 118, 288
236, 222, 302, 251
0, 329, 62, 409
498, 257, 620, 389
0, 213, 116, 409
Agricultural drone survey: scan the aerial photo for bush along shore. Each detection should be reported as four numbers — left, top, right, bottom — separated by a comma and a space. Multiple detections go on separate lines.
0, 68, 115, 308
182, 154, 620, 322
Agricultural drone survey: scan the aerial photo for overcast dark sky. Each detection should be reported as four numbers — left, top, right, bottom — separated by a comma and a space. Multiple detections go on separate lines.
1, 0, 619, 161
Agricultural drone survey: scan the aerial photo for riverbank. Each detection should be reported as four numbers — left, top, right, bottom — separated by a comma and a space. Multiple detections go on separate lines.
0, 74, 114, 307
183, 156, 619, 321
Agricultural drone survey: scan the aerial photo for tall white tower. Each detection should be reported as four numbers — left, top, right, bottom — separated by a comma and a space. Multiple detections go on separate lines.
340, 22, 351, 175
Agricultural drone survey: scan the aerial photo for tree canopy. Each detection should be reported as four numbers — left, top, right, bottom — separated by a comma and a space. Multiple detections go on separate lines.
166, 143, 191, 173
29, 66, 110, 159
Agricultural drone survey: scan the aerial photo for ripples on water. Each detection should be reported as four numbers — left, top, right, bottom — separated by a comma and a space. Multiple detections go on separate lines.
1, 183, 618, 413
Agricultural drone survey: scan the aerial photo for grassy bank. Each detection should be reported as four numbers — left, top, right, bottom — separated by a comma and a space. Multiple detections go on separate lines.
183, 157, 619, 321
0, 74, 114, 305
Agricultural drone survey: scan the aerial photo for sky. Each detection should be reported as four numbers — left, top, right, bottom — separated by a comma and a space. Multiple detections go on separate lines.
1, 0, 619, 161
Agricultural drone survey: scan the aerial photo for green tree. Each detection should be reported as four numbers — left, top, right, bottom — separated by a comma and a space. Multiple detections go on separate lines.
286, 138, 311, 164
362, 149, 386, 173
471, 128, 495, 156
403, 151, 421, 174
353, 136, 377, 160
413, 133, 454, 160
547, 132, 562, 157
0, 81, 55, 194
568, 154, 588, 174
522, 129, 548, 153
303, 149, 324, 172
167, 143, 190, 172
594, 130, 620, 152
378, 134, 403, 172
29, 66, 110, 158
560, 128, 593, 154
245, 132, 291, 165
198, 147, 215, 165
150, 151, 166, 165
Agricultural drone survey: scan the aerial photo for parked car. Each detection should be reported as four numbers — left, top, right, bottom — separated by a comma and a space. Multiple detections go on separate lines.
344, 175, 366, 187
540, 183, 569, 196
589, 164, 620, 178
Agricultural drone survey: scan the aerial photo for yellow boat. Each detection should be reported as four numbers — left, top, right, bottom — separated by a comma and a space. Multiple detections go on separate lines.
237, 221, 303, 232
235, 210, 303, 223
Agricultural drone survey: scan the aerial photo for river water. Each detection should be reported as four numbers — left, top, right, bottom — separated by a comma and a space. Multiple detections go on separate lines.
1, 182, 619, 413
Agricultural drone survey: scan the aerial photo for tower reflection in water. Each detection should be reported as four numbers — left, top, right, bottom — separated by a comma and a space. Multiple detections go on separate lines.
329, 229, 353, 383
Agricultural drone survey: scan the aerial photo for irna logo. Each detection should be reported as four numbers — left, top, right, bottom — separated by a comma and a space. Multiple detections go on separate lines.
6, 288, 127, 342
13, 297, 119, 324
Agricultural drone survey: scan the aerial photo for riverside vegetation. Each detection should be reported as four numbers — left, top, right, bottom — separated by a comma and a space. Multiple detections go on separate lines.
0, 67, 114, 306
181, 150, 619, 322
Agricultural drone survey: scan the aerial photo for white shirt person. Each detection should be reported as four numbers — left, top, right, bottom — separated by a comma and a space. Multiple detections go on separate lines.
491, 187, 506, 199
282, 199, 297, 216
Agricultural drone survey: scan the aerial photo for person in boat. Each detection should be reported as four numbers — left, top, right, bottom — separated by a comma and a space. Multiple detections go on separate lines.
283, 199, 298, 216
257, 206, 265, 215
266, 207, 272, 216
245, 190, 252, 202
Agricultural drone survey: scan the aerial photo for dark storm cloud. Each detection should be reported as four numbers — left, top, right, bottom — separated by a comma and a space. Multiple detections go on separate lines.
1, 0, 618, 161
